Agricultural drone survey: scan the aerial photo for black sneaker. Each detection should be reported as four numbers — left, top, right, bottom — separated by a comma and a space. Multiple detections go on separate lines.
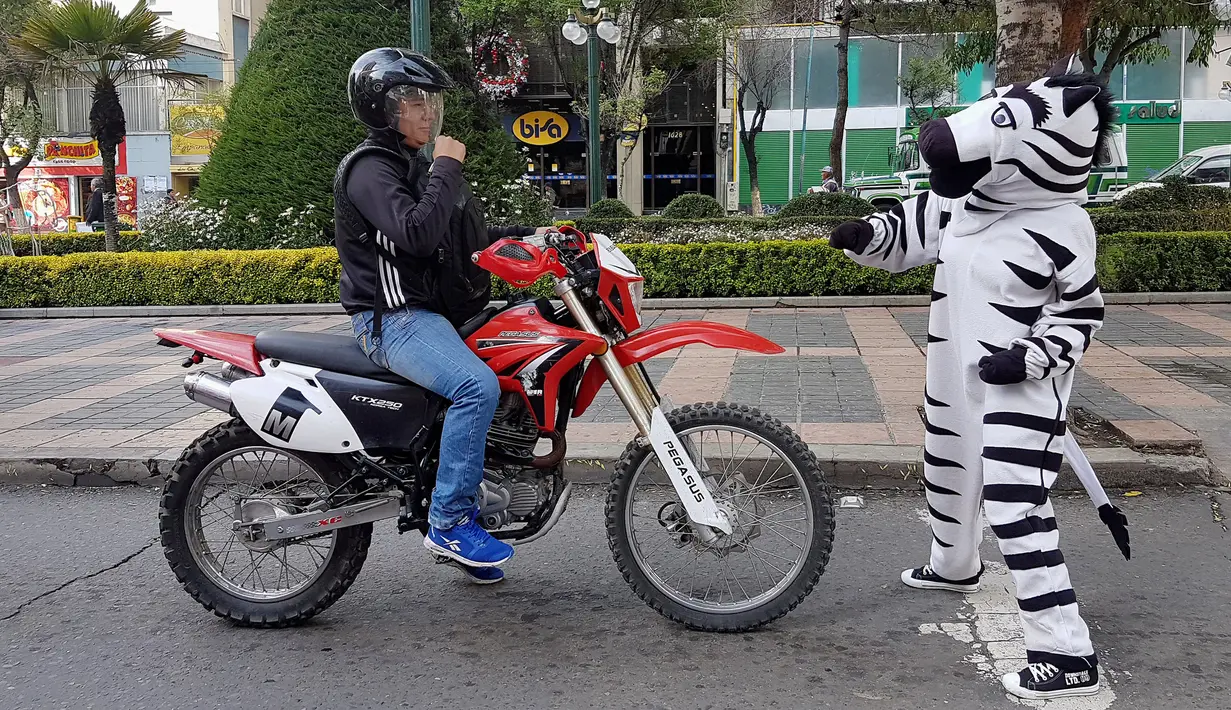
1002, 661, 1100, 699
900, 564, 982, 592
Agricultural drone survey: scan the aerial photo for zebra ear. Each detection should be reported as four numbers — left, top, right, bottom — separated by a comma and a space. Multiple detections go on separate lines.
1062, 85, 1101, 117
1046, 54, 1086, 77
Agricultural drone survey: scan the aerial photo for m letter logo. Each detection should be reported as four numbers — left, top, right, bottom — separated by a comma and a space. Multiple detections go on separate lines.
260, 388, 322, 442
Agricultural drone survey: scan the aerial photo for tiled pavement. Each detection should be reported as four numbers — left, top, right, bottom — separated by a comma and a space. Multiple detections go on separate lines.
2, 305, 1230, 470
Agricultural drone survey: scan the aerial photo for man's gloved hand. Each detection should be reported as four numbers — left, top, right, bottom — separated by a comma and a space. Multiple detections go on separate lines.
829, 221, 875, 255
978, 344, 1029, 385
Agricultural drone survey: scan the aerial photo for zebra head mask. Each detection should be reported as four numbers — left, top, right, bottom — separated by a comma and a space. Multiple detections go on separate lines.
918, 56, 1117, 211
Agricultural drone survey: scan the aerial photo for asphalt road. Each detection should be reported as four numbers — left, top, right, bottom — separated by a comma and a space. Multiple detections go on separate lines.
1, 484, 1228, 710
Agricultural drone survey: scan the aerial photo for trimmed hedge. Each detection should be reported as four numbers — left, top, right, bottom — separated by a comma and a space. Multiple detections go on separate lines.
9, 231, 146, 256
1088, 208, 1231, 235
778, 192, 876, 218
586, 198, 636, 219
661, 193, 725, 219
5, 232, 1231, 308
1113, 177, 1231, 212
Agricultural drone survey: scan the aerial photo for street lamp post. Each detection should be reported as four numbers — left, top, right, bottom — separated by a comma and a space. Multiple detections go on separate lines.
409, 0, 430, 54
562, 1, 621, 206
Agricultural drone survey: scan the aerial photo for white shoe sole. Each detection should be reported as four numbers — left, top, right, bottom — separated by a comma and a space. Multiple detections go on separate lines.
423, 536, 512, 568
1001, 674, 1100, 699
431, 554, 505, 585
900, 568, 979, 592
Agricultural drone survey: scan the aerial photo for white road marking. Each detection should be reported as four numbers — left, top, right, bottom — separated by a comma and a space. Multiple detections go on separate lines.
913, 521, 1118, 708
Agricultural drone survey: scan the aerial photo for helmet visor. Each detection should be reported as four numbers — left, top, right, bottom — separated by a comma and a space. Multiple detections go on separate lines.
385, 85, 444, 147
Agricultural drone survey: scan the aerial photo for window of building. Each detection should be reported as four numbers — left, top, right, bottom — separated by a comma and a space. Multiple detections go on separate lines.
1124, 29, 1183, 100
738, 38, 792, 111
901, 34, 958, 107
233, 0, 250, 17
850, 37, 899, 107
792, 36, 836, 109
1183, 28, 1231, 100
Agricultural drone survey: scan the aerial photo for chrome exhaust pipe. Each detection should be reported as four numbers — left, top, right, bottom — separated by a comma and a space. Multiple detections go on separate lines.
184, 371, 234, 414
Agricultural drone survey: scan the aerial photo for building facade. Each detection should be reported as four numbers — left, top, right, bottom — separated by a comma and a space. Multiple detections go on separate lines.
729, 27, 1231, 212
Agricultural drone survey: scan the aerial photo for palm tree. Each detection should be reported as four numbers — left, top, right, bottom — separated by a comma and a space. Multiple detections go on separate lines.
15, 0, 186, 251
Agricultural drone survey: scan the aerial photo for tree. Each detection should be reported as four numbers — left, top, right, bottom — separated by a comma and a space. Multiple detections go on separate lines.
0, 0, 49, 226
15, 0, 186, 252
829, 0, 850, 190
725, 4, 798, 215
995, 0, 1062, 84
944, 0, 1231, 85
899, 56, 958, 127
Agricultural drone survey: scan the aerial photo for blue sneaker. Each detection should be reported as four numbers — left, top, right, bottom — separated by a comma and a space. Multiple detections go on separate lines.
423, 513, 514, 567
432, 554, 505, 585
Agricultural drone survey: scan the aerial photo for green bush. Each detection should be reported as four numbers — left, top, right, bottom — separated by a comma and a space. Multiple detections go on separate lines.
1088, 207, 1231, 234
10, 231, 145, 256
777, 191, 876, 218
586, 198, 636, 219
6, 232, 1231, 308
1114, 176, 1231, 212
661, 193, 725, 219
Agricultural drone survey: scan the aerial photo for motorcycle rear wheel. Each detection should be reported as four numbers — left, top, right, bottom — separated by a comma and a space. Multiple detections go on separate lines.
159, 419, 372, 628
605, 402, 835, 632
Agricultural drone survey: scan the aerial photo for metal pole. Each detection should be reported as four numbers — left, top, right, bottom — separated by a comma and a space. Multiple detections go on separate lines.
410, 0, 431, 54
797, 25, 816, 195
587, 31, 602, 205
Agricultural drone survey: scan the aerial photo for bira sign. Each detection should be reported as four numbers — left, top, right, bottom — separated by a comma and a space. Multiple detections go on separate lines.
513, 110, 569, 145
1120, 101, 1180, 123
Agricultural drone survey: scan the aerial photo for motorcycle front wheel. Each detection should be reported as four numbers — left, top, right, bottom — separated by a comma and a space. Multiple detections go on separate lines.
606, 402, 835, 632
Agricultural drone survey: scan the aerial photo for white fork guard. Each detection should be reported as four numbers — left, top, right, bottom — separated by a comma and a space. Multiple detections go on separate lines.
648, 408, 733, 535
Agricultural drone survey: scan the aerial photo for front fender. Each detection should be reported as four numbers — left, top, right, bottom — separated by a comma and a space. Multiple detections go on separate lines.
572, 321, 784, 417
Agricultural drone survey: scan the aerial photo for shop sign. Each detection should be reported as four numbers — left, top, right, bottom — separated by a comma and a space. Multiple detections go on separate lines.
4, 138, 103, 166
171, 104, 224, 156
1120, 101, 1180, 123
513, 110, 569, 145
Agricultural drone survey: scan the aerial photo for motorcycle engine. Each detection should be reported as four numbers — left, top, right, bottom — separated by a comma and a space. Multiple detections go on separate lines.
478, 467, 549, 530
487, 392, 540, 461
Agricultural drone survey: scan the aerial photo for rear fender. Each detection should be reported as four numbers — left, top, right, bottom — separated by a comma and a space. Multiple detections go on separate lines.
155, 329, 263, 375
572, 321, 784, 417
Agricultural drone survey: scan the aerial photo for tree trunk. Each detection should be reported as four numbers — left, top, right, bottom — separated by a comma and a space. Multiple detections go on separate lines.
747, 151, 762, 216
89, 81, 126, 253
1058, 0, 1091, 58
830, 0, 851, 189
995, 0, 1063, 85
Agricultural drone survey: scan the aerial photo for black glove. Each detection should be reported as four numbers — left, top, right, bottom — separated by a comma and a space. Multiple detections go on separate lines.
1098, 503, 1131, 560
829, 221, 875, 255
978, 345, 1029, 385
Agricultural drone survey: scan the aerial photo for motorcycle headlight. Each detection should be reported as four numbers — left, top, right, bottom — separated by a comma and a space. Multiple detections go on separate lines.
629, 279, 644, 316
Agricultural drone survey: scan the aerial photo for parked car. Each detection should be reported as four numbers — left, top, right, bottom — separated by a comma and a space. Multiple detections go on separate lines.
1114, 144, 1231, 201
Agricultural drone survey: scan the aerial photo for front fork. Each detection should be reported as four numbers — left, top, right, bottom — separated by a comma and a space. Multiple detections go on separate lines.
555, 279, 732, 536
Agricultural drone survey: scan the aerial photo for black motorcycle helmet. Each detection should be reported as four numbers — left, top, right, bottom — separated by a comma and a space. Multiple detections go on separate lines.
347, 48, 453, 140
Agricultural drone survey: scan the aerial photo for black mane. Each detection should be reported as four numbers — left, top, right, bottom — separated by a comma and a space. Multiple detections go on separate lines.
1043, 72, 1118, 164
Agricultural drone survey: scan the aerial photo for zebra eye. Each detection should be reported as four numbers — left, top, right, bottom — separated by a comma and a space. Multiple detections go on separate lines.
991, 102, 1017, 129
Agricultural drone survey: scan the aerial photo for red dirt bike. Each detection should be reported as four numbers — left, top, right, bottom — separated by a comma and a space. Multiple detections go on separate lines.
155, 226, 834, 631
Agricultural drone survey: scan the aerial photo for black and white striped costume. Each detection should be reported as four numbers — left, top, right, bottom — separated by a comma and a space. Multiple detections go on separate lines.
837, 65, 1124, 680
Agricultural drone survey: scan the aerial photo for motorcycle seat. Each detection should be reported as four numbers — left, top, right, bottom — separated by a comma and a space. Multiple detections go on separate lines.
254, 331, 411, 385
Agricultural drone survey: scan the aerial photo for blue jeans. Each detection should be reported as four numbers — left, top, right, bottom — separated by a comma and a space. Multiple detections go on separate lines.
352, 307, 500, 530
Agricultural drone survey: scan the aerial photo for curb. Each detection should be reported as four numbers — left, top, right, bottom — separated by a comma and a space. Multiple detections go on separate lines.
2, 444, 1217, 489
5, 292, 1231, 319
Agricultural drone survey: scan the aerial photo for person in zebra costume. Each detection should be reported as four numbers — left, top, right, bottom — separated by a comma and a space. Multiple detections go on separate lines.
830, 58, 1131, 700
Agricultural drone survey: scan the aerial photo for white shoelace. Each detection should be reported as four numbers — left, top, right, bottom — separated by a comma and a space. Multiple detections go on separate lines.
920, 565, 935, 576
1027, 662, 1060, 683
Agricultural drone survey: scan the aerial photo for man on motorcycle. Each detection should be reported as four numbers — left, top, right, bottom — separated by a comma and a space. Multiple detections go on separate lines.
333, 48, 545, 584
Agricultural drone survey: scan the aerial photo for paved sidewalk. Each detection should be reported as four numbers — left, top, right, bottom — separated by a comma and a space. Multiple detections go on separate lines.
1, 305, 1228, 486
